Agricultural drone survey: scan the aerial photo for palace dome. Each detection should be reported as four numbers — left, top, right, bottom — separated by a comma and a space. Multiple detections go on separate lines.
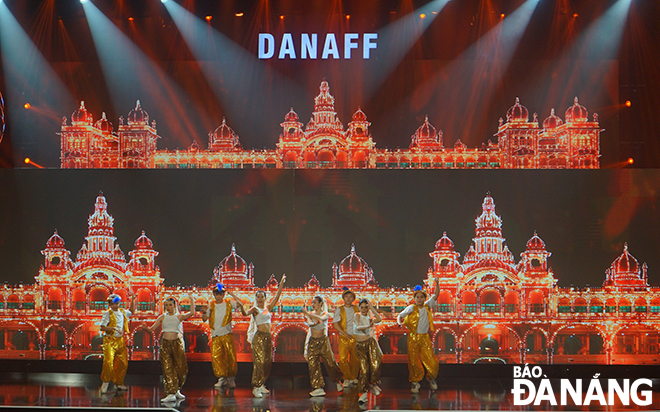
46, 230, 65, 248
72, 101, 93, 124
352, 107, 368, 122
134, 231, 153, 249
95, 112, 113, 134
506, 98, 529, 122
284, 108, 299, 122
127, 100, 149, 125
565, 97, 588, 123
542, 109, 563, 130
213, 118, 235, 140
219, 244, 247, 273
340, 245, 368, 274
613, 243, 639, 273
435, 232, 455, 251
416, 116, 437, 140
525, 231, 546, 251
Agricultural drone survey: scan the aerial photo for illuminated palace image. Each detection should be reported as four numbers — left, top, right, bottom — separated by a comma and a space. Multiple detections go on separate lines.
1, 191, 656, 366
59, 81, 601, 170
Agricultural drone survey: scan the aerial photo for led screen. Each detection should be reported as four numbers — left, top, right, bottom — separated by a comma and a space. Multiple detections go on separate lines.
0, 169, 659, 365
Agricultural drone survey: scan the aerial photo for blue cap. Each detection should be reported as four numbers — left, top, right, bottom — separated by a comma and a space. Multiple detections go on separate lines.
215, 283, 225, 293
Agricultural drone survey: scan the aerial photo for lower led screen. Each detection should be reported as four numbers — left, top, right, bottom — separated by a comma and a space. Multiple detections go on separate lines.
0, 169, 659, 364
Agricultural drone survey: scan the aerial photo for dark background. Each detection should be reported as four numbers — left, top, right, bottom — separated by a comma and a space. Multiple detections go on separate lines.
0, 0, 658, 167
1, 169, 659, 289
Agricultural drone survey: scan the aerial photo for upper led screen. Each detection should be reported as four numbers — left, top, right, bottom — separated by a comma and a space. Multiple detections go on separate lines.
0, 0, 652, 168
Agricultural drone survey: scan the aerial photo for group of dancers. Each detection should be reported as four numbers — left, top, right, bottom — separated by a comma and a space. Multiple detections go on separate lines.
98, 276, 441, 405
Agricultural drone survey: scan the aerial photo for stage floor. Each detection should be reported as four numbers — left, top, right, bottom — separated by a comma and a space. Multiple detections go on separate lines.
0, 373, 659, 411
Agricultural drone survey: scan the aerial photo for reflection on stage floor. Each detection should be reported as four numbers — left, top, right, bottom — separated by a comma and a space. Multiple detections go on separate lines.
0, 373, 658, 411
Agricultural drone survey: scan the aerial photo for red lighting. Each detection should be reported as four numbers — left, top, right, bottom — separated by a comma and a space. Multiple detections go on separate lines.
280, 15, 285, 20
573, 13, 579, 18
235, 12, 244, 17
420, 13, 426, 19
23, 158, 44, 168
501, 13, 505, 18
628, 158, 634, 165
625, 100, 632, 107
205, 15, 212, 21
24, 103, 30, 109
58, 84, 602, 170
128, 17, 134, 21
345, 14, 350, 20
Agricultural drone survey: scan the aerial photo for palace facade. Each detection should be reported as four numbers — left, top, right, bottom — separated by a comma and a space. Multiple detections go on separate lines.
59, 81, 601, 170
1, 192, 656, 365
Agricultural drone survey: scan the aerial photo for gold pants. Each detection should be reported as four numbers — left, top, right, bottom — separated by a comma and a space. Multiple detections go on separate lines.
307, 336, 342, 389
101, 336, 128, 385
160, 338, 188, 395
355, 337, 383, 393
211, 334, 237, 378
251, 331, 272, 388
337, 334, 359, 381
407, 332, 439, 382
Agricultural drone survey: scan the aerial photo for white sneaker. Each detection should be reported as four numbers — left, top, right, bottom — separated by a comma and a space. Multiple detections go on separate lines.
175, 390, 185, 400
358, 392, 368, 403
429, 379, 438, 391
227, 377, 236, 388
252, 387, 263, 398
372, 384, 381, 396
100, 382, 111, 393
259, 385, 270, 394
411, 382, 421, 394
214, 377, 226, 388
310, 388, 326, 397
161, 394, 177, 403
337, 382, 344, 392
115, 385, 127, 391
343, 380, 351, 389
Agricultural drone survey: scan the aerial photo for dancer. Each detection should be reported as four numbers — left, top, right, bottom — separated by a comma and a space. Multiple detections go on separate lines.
202, 283, 246, 389
397, 277, 440, 393
302, 296, 343, 397
141, 294, 195, 403
99, 293, 136, 393
246, 274, 286, 398
355, 298, 383, 404
332, 287, 359, 390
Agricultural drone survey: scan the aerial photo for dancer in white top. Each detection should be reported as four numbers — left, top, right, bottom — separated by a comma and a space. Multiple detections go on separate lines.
302, 296, 343, 397
142, 294, 195, 403
354, 298, 383, 404
246, 274, 286, 398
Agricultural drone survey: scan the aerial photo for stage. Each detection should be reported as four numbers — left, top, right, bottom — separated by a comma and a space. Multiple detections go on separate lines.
1, 363, 659, 411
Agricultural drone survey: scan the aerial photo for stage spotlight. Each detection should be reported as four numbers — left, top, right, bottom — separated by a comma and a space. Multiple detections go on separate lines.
345, 14, 350, 20
625, 100, 632, 107
24, 158, 30, 164
628, 158, 634, 165
24, 103, 30, 109
128, 17, 134, 21
420, 13, 426, 19
235, 12, 244, 17
205, 15, 212, 21
501, 13, 505, 18
80, 0, 88, 3
573, 13, 579, 18
280, 15, 285, 20
161, 0, 168, 3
